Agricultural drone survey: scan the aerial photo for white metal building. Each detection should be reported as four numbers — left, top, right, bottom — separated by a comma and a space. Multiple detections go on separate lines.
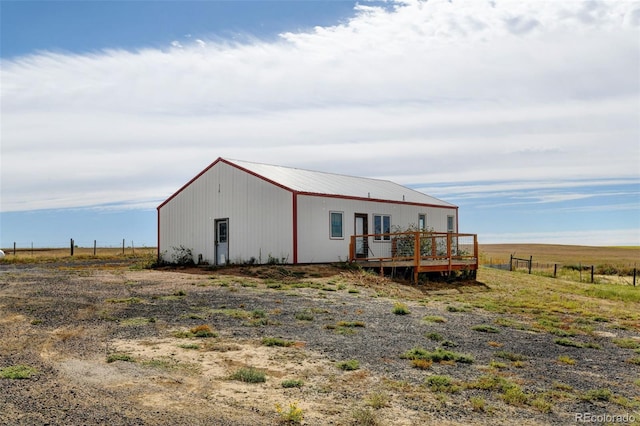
157, 158, 458, 265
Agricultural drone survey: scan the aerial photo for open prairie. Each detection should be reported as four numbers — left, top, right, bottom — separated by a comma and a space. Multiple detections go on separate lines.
0, 257, 639, 425
479, 244, 639, 267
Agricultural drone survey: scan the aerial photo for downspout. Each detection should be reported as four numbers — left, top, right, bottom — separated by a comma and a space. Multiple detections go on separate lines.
292, 191, 298, 264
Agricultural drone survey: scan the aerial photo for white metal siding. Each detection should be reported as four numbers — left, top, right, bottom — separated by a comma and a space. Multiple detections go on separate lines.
159, 162, 293, 264
296, 195, 456, 263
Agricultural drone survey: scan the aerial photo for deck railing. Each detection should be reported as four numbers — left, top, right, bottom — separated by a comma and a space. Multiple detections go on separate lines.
349, 232, 478, 280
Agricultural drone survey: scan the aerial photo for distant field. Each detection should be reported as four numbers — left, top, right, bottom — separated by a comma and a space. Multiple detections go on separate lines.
479, 244, 639, 267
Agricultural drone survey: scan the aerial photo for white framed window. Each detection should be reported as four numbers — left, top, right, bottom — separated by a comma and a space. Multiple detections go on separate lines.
418, 214, 427, 231
330, 211, 344, 239
447, 215, 455, 233
373, 214, 391, 241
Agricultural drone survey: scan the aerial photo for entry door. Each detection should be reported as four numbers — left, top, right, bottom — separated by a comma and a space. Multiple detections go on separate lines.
354, 213, 368, 258
215, 218, 229, 265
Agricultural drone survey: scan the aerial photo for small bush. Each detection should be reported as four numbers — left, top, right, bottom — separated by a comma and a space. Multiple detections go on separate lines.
613, 338, 640, 349
626, 356, 640, 365
392, 302, 410, 315
106, 353, 135, 363
470, 396, 486, 412
472, 325, 500, 333
411, 359, 433, 370
502, 385, 528, 406
423, 315, 446, 323
0, 365, 38, 379
294, 311, 314, 321
581, 388, 612, 402
426, 375, 459, 393
262, 337, 294, 347
336, 321, 365, 328
230, 367, 266, 383
190, 324, 217, 338
425, 332, 443, 341
401, 347, 473, 364
554, 338, 584, 348
446, 305, 470, 313
275, 401, 303, 424
557, 355, 575, 365
178, 343, 200, 350
352, 407, 378, 426
365, 392, 390, 409
336, 359, 360, 371
281, 379, 304, 388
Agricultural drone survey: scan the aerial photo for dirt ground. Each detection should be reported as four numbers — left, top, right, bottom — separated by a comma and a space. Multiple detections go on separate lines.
0, 262, 638, 425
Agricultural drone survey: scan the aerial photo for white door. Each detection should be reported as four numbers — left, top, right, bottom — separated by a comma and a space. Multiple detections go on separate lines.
354, 213, 368, 258
215, 218, 228, 265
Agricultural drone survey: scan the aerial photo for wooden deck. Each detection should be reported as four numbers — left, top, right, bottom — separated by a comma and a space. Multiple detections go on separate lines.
348, 232, 478, 282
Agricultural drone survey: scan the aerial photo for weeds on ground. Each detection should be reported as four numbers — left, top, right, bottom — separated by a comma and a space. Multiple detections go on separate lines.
401, 347, 473, 364
470, 396, 487, 412
426, 375, 460, 393
105, 297, 143, 304
106, 353, 135, 363
230, 367, 266, 383
554, 338, 600, 349
352, 407, 378, 425
365, 391, 390, 409
262, 337, 294, 347
275, 401, 303, 424
0, 364, 38, 379
294, 311, 314, 321
557, 355, 575, 365
281, 379, 304, 388
336, 359, 360, 371
612, 338, 640, 349
423, 315, 447, 323
392, 302, 410, 315
411, 359, 433, 370
472, 325, 500, 333
425, 332, 443, 341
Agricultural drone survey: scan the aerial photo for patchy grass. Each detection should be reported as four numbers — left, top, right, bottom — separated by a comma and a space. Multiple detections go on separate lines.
0, 364, 38, 379
426, 375, 460, 393
106, 353, 135, 363
423, 315, 447, 323
401, 347, 473, 364
336, 359, 360, 371
261, 337, 294, 347
392, 302, 410, 315
471, 324, 500, 333
494, 351, 526, 362
230, 367, 266, 383
557, 355, 576, 365
281, 379, 304, 388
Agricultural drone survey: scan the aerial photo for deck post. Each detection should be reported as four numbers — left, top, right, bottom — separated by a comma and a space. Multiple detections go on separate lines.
447, 234, 452, 275
413, 232, 420, 283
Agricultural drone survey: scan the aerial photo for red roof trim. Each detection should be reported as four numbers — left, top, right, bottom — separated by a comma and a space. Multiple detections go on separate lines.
295, 191, 458, 210
157, 158, 297, 210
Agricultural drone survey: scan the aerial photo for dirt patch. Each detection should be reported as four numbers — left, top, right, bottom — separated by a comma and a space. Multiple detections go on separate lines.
0, 262, 638, 425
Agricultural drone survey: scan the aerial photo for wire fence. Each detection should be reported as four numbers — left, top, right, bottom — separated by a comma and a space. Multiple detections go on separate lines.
485, 255, 637, 286
1, 239, 156, 257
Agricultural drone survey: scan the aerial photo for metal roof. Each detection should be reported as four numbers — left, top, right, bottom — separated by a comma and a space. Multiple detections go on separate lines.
226, 158, 456, 208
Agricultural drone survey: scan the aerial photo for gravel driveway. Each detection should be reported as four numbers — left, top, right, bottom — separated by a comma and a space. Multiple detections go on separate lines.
0, 262, 638, 425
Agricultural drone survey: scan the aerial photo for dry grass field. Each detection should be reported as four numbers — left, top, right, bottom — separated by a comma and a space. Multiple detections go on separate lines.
479, 244, 639, 268
1, 246, 639, 425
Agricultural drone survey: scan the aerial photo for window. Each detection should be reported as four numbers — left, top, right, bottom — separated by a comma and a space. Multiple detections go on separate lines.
418, 214, 426, 231
374, 214, 391, 240
447, 215, 455, 233
330, 212, 343, 239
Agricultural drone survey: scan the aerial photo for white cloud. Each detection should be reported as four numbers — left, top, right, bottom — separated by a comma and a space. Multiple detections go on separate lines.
1, 0, 639, 214
480, 228, 640, 246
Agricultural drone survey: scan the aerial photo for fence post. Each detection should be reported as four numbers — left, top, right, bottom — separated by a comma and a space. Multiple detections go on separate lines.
509, 254, 513, 271
634, 268, 636, 287
553, 264, 557, 278
591, 265, 594, 283
122, 239, 125, 255
13, 242, 16, 256
93, 240, 97, 256
132, 241, 135, 255
528, 256, 532, 274
70, 238, 74, 256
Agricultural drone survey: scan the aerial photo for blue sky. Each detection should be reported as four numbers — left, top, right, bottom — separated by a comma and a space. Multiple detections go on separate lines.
1, 0, 639, 249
